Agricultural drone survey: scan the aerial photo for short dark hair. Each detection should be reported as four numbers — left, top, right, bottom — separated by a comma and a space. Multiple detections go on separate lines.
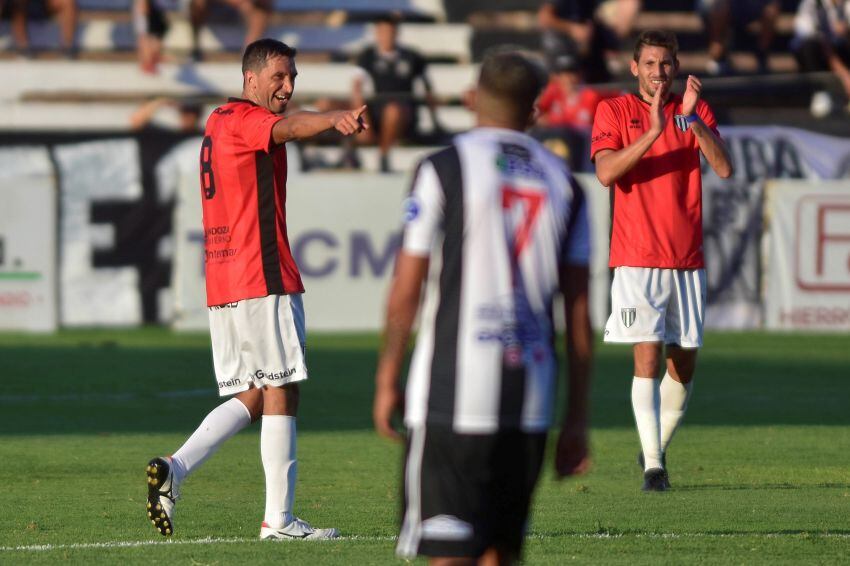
633, 30, 679, 62
478, 50, 547, 122
374, 13, 401, 25
242, 39, 297, 74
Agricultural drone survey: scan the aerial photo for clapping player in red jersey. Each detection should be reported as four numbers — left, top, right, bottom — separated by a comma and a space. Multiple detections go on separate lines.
591, 31, 733, 491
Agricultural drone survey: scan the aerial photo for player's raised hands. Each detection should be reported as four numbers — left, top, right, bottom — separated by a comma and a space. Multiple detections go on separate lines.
649, 81, 667, 135
332, 105, 369, 136
682, 74, 701, 116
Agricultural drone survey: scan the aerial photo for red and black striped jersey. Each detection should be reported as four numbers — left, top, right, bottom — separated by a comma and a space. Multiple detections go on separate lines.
200, 98, 304, 307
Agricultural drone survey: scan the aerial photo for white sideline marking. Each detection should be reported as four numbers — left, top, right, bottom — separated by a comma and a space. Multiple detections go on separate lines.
2, 533, 848, 553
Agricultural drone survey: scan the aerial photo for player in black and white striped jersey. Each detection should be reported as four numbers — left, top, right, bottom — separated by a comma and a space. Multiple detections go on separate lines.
374, 50, 594, 565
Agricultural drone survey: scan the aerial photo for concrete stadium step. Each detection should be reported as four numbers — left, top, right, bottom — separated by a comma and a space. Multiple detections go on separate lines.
0, 21, 471, 62
0, 99, 474, 134
0, 60, 478, 102
77, 0, 445, 21
300, 144, 444, 173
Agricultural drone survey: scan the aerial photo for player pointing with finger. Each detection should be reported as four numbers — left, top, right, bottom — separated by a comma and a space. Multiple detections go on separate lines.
591, 30, 732, 492
145, 38, 367, 540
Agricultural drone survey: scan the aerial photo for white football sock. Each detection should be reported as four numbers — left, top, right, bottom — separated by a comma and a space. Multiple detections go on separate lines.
632, 376, 663, 471
261, 415, 297, 529
171, 398, 252, 483
660, 372, 693, 452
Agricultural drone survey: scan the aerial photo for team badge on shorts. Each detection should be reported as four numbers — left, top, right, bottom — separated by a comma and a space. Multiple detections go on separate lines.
621, 308, 636, 328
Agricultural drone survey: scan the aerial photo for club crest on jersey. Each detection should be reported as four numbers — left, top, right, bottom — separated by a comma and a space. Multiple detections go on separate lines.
621, 308, 636, 328
402, 196, 421, 223
674, 114, 690, 132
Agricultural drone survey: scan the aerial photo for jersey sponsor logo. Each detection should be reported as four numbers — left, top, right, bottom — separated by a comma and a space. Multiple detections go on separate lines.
204, 225, 231, 245
621, 307, 636, 328
205, 248, 238, 262
591, 131, 613, 143
401, 196, 421, 223
421, 515, 474, 541
396, 59, 411, 77
496, 143, 545, 180
254, 368, 297, 381
475, 297, 550, 368
218, 377, 242, 389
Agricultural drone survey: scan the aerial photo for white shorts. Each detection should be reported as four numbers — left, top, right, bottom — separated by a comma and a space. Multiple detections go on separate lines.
208, 294, 308, 397
603, 267, 706, 348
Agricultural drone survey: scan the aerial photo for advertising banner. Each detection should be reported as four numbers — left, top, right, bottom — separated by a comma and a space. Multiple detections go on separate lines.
0, 146, 58, 332
765, 181, 850, 331
698, 126, 850, 328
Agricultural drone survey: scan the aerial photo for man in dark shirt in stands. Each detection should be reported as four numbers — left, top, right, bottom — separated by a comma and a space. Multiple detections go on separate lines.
538, 0, 617, 83
352, 14, 434, 172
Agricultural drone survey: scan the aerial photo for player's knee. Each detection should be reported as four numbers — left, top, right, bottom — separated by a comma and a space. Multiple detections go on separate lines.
633, 343, 662, 378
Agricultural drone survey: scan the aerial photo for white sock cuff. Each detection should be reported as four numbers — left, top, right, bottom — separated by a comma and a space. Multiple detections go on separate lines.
631, 376, 660, 404
261, 415, 296, 426
661, 372, 693, 390
225, 398, 253, 424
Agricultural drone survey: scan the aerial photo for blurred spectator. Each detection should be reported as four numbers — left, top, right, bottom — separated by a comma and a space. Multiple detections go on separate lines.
129, 97, 203, 133
537, 51, 603, 129
537, 0, 619, 83
0, 0, 78, 58
792, 0, 850, 115
133, 0, 168, 74
189, 0, 269, 61
351, 14, 436, 173
596, 0, 642, 42
698, 0, 780, 75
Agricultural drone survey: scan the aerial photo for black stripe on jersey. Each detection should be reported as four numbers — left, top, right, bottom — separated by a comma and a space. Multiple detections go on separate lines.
498, 357, 526, 428
256, 150, 285, 295
427, 145, 463, 426
564, 174, 587, 253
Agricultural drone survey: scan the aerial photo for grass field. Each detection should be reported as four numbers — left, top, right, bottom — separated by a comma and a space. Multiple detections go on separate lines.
0, 329, 848, 565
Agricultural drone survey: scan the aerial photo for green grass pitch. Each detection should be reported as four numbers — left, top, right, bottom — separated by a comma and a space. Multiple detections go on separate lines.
0, 329, 848, 564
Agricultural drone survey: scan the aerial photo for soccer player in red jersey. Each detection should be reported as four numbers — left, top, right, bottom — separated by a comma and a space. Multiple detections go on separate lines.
591, 30, 733, 491
145, 39, 367, 539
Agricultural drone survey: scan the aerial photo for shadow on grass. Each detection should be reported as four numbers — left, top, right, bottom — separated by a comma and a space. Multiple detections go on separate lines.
2, 333, 850, 435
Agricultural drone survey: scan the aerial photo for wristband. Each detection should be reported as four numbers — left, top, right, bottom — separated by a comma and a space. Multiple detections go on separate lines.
674, 113, 699, 132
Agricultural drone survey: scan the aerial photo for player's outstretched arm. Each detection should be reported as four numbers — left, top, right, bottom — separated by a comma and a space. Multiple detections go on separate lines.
555, 264, 593, 477
373, 251, 429, 442
682, 75, 733, 179
272, 105, 369, 144
594, 85, 667, 187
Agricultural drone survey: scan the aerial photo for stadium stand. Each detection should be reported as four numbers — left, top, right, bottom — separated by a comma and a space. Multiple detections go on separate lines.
1, 0, 849, 159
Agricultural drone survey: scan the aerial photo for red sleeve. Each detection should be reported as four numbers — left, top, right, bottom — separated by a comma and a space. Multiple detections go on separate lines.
237, 104, 283, 153
538, 81, 557, 113
583, 89, 603, 120
590, 99, 622, 160
696, 100, 720, 137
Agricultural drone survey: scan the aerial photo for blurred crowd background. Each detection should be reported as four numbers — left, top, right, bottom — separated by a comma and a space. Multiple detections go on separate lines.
2, 0, 850, 171
1, 1, 848, 336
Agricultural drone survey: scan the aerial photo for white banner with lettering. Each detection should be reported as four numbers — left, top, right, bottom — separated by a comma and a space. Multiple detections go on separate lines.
169, 167, 612, 332
700, 126, 850, 329
170, 153, 407, 332
53, 139, 144, 326
765, 181, 850, 331
0, 146, 58, 332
